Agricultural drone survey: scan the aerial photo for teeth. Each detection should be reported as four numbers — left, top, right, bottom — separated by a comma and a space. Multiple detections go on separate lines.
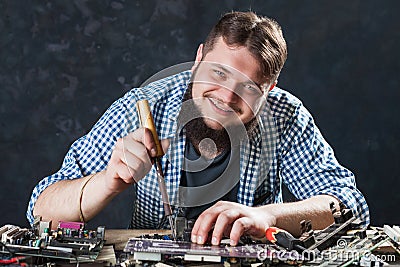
209, 98, 232, 112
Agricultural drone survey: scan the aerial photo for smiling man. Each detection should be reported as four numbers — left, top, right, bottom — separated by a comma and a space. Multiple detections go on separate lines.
27, 11, 369, 246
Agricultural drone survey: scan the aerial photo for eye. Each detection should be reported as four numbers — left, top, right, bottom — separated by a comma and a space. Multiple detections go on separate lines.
212, 69, 227, 80
243, 84, 261, 95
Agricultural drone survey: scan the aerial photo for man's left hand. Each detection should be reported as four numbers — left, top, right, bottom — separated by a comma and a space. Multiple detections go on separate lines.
191, 201, 276, 246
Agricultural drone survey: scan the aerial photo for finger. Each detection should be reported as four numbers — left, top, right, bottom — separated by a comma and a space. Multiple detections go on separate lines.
211, 209, 240, 245
160, 138, 170, 154
118, 149, 150, 182
229, 217, 253, 246
192, 214, 217, 245
122, 136, 152, 166
113, 160, 138, 184
191, 202, 227, 244
108, 143, 134, 180
128, 127, 158, 157
106, 152, 138, 184
143, 127, 160, 157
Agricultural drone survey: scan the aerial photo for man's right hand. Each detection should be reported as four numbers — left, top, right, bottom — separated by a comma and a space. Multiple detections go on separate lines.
104, 127, 158, 194
33, 127, 170, 226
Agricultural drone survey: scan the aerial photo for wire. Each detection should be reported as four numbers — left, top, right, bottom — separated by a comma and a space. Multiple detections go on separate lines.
0, 256, 26, 265
0, 241, 15, 257
1, 240, 82, 265
122, 136, 136, 181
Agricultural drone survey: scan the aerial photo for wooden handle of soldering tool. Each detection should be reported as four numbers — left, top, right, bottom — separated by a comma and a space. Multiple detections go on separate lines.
136, 100, 164, 157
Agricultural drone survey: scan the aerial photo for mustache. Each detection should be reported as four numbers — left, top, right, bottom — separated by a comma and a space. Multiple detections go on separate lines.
180, 83, 259, 145
203, 92, 242, 114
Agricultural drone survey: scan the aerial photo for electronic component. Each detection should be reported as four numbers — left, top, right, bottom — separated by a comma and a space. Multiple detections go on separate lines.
0, 219, 105, 265
383, 225, 400, 244
2, 208, 399, 266
174, 207, 194, 242
123, 237, 306, 264
121, 206, 400, 266
265, 227, 307, 252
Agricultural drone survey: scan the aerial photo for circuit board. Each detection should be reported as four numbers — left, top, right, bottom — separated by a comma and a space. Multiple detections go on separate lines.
124, 237, 306, 263
1, 210, 399, 266
0, 219, 105, 264
121, 207, 400, 266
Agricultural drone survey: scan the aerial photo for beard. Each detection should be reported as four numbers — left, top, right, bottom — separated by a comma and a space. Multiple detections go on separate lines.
178, 83, 259, 155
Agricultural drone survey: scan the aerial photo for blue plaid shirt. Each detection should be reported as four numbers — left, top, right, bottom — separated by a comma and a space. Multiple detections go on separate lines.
27, 70, 370, 228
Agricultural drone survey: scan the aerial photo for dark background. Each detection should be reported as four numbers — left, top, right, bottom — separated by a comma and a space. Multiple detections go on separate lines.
1, 0, 399, 229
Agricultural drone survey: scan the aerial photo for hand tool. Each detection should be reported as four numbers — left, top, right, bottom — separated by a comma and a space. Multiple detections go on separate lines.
265, 227, 306, 252
136, 99, 176, 240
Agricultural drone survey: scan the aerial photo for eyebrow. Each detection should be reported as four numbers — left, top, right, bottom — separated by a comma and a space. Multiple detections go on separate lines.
210, 63, 233, 76
210, 63, 263, 90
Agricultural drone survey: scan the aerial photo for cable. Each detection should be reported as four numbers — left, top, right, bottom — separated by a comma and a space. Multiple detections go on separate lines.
0, 241, 15, 257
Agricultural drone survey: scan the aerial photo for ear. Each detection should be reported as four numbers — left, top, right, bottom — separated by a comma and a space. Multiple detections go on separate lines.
191, 43, 204, 72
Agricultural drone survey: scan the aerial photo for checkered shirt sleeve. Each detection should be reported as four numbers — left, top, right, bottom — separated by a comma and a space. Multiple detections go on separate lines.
25, 94, 133, 225
275, 92, 370, 227
26, 71, 191, 226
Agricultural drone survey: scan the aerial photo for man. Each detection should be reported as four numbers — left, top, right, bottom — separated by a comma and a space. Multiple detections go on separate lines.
27, 11, 369, 246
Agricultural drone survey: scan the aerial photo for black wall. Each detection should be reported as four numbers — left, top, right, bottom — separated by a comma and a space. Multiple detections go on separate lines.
1, 0, 399, 229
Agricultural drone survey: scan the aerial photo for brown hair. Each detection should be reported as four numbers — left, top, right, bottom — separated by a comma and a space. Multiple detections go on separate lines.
203, 11, 287, 85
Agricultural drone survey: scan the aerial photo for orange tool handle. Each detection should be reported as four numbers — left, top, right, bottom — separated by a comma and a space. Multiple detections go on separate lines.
136, 100, 164, 157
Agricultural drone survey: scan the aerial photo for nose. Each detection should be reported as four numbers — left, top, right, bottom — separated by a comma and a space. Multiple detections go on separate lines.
216, 84, 239, 104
